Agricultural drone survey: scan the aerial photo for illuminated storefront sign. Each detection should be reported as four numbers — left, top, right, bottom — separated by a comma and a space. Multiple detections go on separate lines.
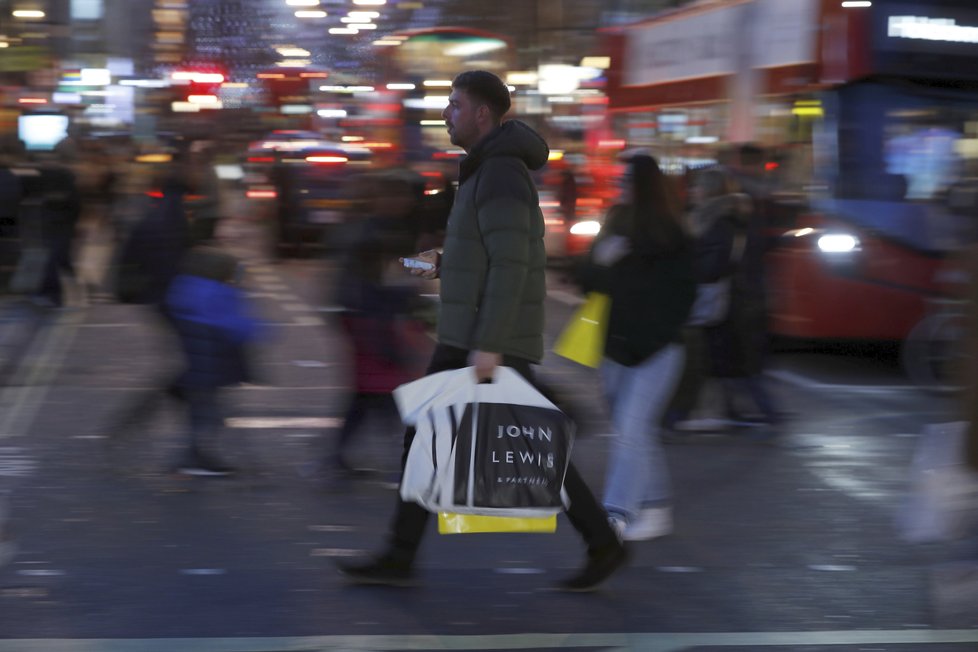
622, 0, 818, 87
888, 16, 978, 44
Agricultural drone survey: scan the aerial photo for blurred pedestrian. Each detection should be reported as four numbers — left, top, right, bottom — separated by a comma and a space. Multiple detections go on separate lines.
338, 70, 627, 592
329, 170, 428, 476
101, 153, 194, 441
719, 145, 784, 432
166, 246, 262, 475
412, 171, 453, 252
662, 167, 748, 435
558, 166, 578, 223
186, 140, 223, 245
115, 152, 193, 307
575, 154, 696, 541
34, 150, 82, 307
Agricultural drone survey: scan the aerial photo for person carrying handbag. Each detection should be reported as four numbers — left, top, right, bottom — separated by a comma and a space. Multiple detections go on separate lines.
575, 154, 696, 541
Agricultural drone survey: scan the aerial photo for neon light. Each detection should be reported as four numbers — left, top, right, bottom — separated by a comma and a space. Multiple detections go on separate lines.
306, 155, 348, 164
888, 16, 978, 44
246, 190, 278, 199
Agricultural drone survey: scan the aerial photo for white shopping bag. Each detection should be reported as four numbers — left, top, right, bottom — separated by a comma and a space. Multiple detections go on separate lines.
395, 367, 574, 518
897, 421, 978, 543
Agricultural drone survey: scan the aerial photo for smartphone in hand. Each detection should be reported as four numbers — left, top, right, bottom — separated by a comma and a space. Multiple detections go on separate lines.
402, 257, 435, 271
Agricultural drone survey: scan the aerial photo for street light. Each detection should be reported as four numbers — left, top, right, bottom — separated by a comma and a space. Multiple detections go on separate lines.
12, 9, 45, 19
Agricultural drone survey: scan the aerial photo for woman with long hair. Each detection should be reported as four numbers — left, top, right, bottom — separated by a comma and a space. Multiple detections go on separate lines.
576, 153, 696, 541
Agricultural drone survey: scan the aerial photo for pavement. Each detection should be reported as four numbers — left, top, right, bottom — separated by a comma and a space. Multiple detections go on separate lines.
0, 246, 976, 650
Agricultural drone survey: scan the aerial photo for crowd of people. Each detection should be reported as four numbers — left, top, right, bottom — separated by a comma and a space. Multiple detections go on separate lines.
0, 70, 808, 594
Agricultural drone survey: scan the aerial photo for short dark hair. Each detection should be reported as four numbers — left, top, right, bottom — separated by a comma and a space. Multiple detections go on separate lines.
452, 70, 511, 121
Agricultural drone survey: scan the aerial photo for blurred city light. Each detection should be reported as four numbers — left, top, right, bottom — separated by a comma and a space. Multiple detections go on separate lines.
841, 1, 872, 7
817, 234, 861, 253
569, 220, 602, 236
11, 10, 45, 19
295, 10, 327, 18
888, 15, 978, 43
277, 47, 311, 57
580, 56, 611, 69
444, 39, 506, 57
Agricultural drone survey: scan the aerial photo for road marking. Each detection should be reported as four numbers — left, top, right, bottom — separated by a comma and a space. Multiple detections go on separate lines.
765, 369, 918, 395
0, 447, 35, 477
308, 525, 355, 532
225, 417, 342, 429
0, 311, 83, 439
310, 547, 363, 557
809, 564, 858, 572
16, 569, 65, 577
2, 630, 978, 651
180, 568, 226, 576
656, 566, 704, 573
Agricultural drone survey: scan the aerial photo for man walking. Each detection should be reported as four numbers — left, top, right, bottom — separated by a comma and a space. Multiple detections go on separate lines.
338, 70, 627, 592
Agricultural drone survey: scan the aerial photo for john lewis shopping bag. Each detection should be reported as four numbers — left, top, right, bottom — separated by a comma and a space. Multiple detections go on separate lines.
395, 367, 574, 520
437, 512, 557, 534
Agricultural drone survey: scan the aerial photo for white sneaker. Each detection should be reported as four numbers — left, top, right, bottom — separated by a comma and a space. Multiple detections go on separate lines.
608, 515, 626, 542
623, 506, 673, 541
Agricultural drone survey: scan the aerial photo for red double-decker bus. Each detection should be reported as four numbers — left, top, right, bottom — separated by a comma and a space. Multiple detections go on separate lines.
604, 0, 978, 341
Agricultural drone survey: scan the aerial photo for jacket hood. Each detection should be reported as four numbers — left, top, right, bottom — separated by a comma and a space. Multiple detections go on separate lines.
459, 120, 549, 182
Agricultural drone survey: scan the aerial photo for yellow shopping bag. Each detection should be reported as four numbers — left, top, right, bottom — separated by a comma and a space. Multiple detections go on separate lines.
438, 512, 557, 534
552, 292, 610, 368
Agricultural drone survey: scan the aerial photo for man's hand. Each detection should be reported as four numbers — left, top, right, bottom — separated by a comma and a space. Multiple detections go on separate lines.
399, 249, 440, 279
469, 350, 501, 382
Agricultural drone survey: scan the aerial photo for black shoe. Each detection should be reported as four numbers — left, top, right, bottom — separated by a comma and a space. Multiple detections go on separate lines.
337, 554, 415, 587
557, 543, 629, 593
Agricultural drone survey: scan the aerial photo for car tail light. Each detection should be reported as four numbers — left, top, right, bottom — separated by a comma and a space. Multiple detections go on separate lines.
305, 155, 348, 164
246, 189, 278, 200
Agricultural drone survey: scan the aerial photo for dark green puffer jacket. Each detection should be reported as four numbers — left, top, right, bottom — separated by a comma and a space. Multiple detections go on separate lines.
437, 120, 549, 362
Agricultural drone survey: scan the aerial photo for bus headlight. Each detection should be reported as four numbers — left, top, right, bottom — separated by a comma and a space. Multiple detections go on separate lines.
569, 220, 602, 236
817, 233, 860, 253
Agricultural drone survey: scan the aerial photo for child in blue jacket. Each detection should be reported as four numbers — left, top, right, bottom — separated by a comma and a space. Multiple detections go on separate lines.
165, 247, 262, 475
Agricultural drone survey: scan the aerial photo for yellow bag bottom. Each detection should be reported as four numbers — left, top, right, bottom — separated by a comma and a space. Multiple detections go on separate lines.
438, 512, 557, 534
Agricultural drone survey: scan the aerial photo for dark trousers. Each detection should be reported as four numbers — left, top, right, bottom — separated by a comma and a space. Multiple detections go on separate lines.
332, 392, 399, 466
387, 343, 617, 562
186, 386, 222, 454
